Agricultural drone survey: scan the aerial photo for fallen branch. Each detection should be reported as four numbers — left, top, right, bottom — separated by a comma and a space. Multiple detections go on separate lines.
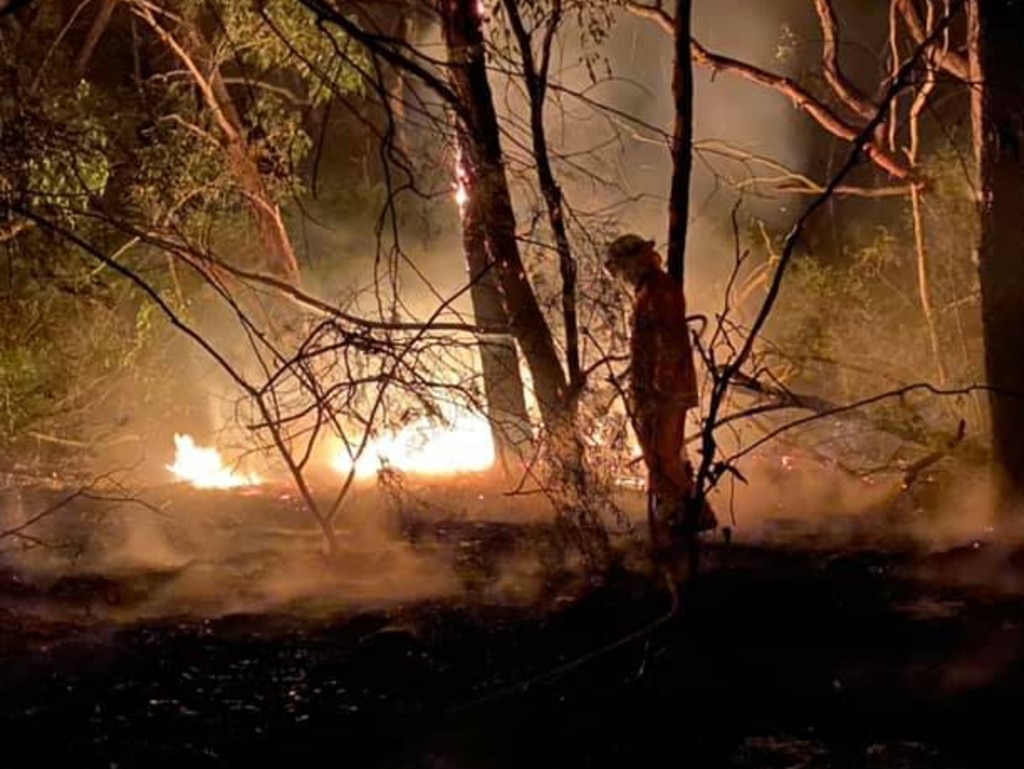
728, 381, 991, 467
725, 369, 941, 448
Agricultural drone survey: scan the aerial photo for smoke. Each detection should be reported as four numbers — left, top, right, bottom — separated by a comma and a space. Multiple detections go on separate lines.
0, 481, 469, 622
714, 443, 1022, 568
89, 0, 846, 491
552, 1, 818, 276
10, 0, 1009, 628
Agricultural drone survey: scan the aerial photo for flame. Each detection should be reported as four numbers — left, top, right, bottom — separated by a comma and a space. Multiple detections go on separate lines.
454, 147, 470, 211
167, 433, 262, 489
455, 177, 469, 209
330, 408, 495, 479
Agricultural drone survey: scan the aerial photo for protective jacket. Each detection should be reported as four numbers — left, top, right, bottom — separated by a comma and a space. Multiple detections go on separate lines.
630, 266, 698, 412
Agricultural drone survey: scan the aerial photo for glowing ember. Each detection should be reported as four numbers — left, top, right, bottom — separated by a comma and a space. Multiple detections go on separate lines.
455, 177, 469, 209
330, 409, 495, 479
167, 433, 262, 489
454, 148, 470, 211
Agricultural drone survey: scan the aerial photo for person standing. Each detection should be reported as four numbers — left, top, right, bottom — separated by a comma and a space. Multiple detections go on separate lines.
605, 234, 716, 552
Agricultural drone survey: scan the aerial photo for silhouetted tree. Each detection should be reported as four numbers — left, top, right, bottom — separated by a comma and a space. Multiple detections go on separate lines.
968, 0, 1024, 506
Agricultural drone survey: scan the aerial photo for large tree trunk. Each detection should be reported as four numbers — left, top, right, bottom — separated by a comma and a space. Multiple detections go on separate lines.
438, 0, 569, 433
456, 132, 533, 469
440, 0, 609, 562
968, 0, 1024, 505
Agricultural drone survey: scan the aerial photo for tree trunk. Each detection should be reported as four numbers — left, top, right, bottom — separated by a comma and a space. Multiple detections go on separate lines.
666, 0, 700, 575
456, 132, 533, 469
968, 0, 1024, 504
499, 0, 582, 393
666, 0, 694, 285
438, 0, 569, 433
74, 0, 120, 80
440, 0, 609, 563
205, 60, 301, 284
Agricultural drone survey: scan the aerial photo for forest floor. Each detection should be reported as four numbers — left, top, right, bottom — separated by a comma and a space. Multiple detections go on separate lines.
1, 484, 1022, 768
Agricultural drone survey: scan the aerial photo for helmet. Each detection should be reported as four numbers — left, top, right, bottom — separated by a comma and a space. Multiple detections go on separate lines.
605, 234, 658, 273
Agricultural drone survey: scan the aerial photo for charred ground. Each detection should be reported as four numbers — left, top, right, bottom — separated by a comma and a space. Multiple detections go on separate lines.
2, 503, 1022, 769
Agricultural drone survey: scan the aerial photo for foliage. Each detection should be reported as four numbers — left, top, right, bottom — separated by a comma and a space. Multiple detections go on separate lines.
0, 60, 111, 217
0, 0, 364, 461
0, 238, 174, 456
0, 0, 996, 552
757, 152, 983, 458
127, 0, 362, 224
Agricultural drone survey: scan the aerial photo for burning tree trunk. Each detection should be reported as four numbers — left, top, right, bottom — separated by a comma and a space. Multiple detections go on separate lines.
299, 0, 589, 456
440, 0, 608, 561
455, 143, 533, 469
438, 0, 571, 437
968, 0, 1024, 506
291, 0, 610, 560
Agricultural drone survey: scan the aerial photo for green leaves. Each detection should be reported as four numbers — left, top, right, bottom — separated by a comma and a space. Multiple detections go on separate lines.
0, 79, 111, 215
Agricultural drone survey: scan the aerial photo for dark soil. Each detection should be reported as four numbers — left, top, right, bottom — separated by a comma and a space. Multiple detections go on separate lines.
1, 523, 1022, 769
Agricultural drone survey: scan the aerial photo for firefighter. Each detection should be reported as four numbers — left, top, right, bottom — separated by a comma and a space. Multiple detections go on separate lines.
604, 234, 716, 550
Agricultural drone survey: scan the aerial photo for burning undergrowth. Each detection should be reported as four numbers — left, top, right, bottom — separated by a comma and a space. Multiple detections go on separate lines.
4, 403, 1020, 635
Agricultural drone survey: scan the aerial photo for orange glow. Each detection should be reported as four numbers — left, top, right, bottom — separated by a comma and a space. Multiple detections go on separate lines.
454, 148, 470, 211
330, 408, 495, 479
167, 434, 262, 489
455, 178, 469, 209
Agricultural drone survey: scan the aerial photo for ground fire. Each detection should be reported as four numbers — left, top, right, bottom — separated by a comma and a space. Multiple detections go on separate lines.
166, 434, 262, 489
167, 407, 497, 490
328, 407, 496, 479
4, 1, 1023, 767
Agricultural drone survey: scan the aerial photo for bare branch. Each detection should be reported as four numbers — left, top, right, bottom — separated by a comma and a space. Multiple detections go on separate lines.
728, 382, 987, 465
188, 246, 505, 335
694, 139, 912, 198
813, 0, 877, 120
16, 207, 256, 395
129, 2, 240, 142
693, 0, 967, 501
690, 39, 913, 180
626, 0, 914, 180
896, 0, 969, 79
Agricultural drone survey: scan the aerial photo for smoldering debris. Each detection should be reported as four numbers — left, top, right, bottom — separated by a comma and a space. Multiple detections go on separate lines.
713, 443, 1016, 557
0, 477, 601, 625
0, 482, 459, 622
4, 442, 1023, 632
